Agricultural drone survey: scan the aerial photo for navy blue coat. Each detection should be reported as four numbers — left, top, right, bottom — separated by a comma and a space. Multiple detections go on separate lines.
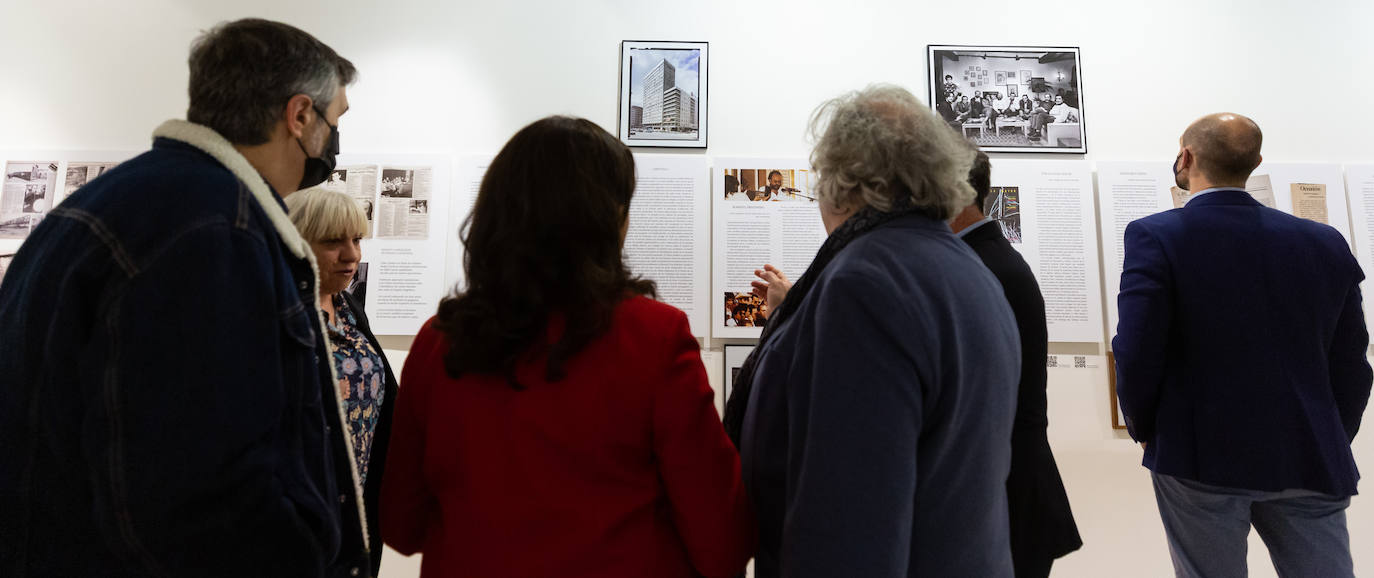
0, 130, 370, 576
1113, 188, 1372, 497
740, 214, 1020, 577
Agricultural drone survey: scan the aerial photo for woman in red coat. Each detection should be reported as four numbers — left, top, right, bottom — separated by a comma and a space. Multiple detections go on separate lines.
381, 116, 755, 577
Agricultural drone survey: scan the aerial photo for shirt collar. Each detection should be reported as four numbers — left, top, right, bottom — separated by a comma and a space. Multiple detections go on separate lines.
956, 216, 995, 238
1183, 186, 1244, 206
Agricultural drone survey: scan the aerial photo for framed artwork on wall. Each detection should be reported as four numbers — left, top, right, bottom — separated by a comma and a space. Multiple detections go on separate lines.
928, 45, 1087, 153
618, 40, 709, 149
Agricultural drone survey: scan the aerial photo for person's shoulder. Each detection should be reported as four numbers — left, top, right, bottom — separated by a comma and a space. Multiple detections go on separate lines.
1130, 208, 1185, 232
119, 141, 239, 192
616, 295, 688, 327
1274, 209, 1351, 248
967, 232, 1034, 282
408, 315, 450, 363
818, 238, 912, 300
66, 142, 244, 223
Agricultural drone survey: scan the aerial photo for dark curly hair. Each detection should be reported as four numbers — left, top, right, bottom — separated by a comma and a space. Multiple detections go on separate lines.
434, 116, 656, 389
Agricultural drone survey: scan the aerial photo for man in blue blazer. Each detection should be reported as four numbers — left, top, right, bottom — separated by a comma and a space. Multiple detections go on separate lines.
1114, 113, 1371, 577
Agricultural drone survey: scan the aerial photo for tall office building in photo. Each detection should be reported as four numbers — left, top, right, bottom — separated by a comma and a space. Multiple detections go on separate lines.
680, 90, 697, 129
663, 87, 681, 130
642, 59, 674, 128
662, 87, 698, 131
630, 105, 643, 129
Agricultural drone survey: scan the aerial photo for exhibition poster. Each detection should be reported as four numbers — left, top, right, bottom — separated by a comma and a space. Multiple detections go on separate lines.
1095, 161, 1178, 335
711, 158, 826, 338
332, 154, 457, 336
1339, 164, 1374, 334
624, 154, 710, 338
988, 159, 1103, 343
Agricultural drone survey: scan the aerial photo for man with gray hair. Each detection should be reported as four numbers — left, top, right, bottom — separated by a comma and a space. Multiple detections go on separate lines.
0, 19, 373, 577
729, 85, 1020, 577
1115, 113, 1371, 577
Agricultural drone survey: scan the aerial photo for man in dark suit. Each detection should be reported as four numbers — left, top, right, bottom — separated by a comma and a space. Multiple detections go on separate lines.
937, 95, 958, 126
1114, 113, 1371, 577
950, 151, 1082, 577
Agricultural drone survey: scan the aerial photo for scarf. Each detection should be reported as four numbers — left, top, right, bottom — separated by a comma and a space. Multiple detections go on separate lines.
721, 199, 929, 444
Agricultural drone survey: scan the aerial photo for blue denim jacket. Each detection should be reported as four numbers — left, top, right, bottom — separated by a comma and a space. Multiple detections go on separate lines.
0, 121, 371, 577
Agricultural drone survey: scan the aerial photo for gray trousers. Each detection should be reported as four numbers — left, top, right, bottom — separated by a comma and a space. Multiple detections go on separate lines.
1151, 472, 1353, 578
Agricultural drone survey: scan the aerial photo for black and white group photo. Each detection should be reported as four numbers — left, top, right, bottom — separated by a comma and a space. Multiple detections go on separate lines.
381, 168, 415, 198
928, 45, 1087, 153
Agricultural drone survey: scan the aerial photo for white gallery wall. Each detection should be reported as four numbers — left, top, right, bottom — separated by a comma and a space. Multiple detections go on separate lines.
4, 0, 1374, 576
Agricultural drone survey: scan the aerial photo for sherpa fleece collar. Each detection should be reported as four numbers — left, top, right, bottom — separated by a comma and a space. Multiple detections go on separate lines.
151, 119, 313, 260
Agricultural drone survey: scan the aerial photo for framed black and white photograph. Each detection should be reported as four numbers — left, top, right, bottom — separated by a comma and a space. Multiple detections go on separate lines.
618, 40, 708, 148
928, 45, 1087, 154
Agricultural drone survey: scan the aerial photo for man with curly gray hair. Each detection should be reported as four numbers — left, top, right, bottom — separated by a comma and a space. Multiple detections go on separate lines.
727, 84, 1022, 577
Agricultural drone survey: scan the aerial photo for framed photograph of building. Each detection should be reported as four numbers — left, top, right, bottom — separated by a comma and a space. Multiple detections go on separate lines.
928, 45, 1087, 154
618, 40, 708, 148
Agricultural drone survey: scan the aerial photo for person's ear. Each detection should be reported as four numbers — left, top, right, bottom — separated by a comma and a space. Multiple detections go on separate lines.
284, 94, 316, 140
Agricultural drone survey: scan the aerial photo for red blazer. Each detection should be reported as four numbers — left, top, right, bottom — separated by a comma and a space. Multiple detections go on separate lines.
382, 297, 755, 577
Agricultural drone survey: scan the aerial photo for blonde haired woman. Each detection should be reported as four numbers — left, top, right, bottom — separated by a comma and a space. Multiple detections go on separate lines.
285, 188, 397, 578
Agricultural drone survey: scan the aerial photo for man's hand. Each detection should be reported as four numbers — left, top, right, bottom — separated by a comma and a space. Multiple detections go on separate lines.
750, 264, 792, 313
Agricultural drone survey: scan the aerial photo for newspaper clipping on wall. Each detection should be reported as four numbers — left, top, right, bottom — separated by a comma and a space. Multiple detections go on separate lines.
376, 166, 431, 240
62, 162, 121, 201
1, 161, 59, 239
0, 252, 14, 284
321, 165, 379, 236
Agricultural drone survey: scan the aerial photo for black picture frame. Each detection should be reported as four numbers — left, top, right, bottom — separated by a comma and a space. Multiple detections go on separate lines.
928, 45, 1087, 154
618, 40, 709, 149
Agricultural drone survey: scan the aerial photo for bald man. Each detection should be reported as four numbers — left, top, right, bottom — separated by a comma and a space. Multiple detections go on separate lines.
1114, 113, 1371, 577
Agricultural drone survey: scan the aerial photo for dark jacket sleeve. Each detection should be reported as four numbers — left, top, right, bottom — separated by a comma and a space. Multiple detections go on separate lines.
782, 271, 922, 577
978, 238, 1050, 433
1329, 255, 1373, 441
1112, 220, 1173, 442
651, 310, 756, 578
82, 224, 325, 577
342, 291, 398, 577
1011, 279, 1050, 431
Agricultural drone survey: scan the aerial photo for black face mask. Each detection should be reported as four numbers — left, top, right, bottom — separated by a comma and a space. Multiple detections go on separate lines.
1172, 151, 1188, 191
297, 104, 339, 191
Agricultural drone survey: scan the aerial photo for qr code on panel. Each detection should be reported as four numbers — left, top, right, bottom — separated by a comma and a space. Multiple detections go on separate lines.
1074, 356, 1086, 368
1046, 355, 1058, 368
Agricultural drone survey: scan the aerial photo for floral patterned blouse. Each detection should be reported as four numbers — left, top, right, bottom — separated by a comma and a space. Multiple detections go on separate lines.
325, 293, 386, 485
